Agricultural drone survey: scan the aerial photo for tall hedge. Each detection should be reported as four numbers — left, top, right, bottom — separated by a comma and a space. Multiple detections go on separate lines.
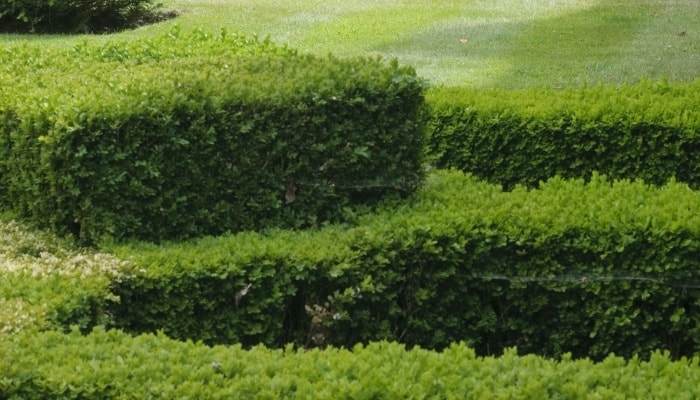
426, 80, 700, 190
0, 29, 427, 243
3, 170, 699, 360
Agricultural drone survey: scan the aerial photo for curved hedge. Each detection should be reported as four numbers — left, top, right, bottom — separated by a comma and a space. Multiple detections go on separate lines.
103, 170, 700, 360
3, 328, 700, 399
0, 29, 427, 243
3, 170, 699, 359
426, 80, 700, 190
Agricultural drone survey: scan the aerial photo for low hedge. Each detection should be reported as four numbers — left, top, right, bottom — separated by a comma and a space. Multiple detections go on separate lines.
0, 29, 427, 243
2, 328, 700, 399
105, 170, 700, 360
426, 80, 700, 190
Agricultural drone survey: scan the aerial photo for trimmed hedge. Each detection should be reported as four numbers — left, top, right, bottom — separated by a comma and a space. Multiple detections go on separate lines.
426, 80, 700, 190
105, 170, 700, 360
3, 328, 700, 399
0, 29, 427, 243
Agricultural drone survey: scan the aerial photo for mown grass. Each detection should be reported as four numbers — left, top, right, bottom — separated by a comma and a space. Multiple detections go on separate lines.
1, 0, 697, 88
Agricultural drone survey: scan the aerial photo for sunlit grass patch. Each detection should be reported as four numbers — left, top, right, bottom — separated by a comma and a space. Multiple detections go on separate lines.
372, 0, 698, 87
299, 6, 456, 53
1, 0, 696, 87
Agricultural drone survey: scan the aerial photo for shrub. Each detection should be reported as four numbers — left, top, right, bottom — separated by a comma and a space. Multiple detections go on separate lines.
0, 218, 130, 336
0, 0, 167, 33
3, 170, 699, 360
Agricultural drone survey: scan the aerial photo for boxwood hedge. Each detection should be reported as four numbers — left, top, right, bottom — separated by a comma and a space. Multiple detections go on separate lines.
2, 328, 700, 399
0, 29, 427, 243
103, 170, 700, 360
426, 80, 700, 190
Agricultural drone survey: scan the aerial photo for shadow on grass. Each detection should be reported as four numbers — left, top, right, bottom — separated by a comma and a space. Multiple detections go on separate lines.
377, 2, 694, 88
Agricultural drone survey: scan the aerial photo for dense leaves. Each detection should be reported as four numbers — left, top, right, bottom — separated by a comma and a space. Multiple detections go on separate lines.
105, 170, 700, 360
3, 328, 700, 399
2, 171, 699, 359
0, 218, 129, 335
0, 29, 427, 243
426, 81, 700, 190
3, 28, 700, 369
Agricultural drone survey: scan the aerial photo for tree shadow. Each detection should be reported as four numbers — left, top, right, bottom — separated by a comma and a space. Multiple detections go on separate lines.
375, 2, 657, 88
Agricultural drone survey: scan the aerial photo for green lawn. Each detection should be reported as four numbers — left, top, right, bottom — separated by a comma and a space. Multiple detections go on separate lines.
1, 0, 698, 88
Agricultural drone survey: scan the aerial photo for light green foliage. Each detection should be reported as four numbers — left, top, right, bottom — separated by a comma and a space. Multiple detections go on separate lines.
106, 170, 700, 359
427, 80, 700, 190
0, 1, 697, 389
0, 218, 130, 336
2, 328, 700, 398
0, 220, 127, 278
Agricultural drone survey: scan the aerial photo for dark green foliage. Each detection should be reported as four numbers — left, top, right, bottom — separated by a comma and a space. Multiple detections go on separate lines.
426, 81, 700, 190
3, 328, 700, 399
106, 170, 700, 360
0, 29, 427, 243
0, 0, 167, 33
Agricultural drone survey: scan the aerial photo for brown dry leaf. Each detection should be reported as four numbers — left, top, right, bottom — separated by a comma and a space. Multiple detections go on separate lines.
285, 180, 297, 204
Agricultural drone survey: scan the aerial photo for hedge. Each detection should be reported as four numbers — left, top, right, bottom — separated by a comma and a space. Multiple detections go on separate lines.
104, 170, 700, 360
3, 328, 700, 399
426, 80, 700, 190
4, 170, 698, 360
0, 29, 427, 243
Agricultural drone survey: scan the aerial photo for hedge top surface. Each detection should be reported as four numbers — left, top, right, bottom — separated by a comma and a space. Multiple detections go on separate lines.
0, 28, 414, 114
2, 327, 700, 399
427, 79, 700, 124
